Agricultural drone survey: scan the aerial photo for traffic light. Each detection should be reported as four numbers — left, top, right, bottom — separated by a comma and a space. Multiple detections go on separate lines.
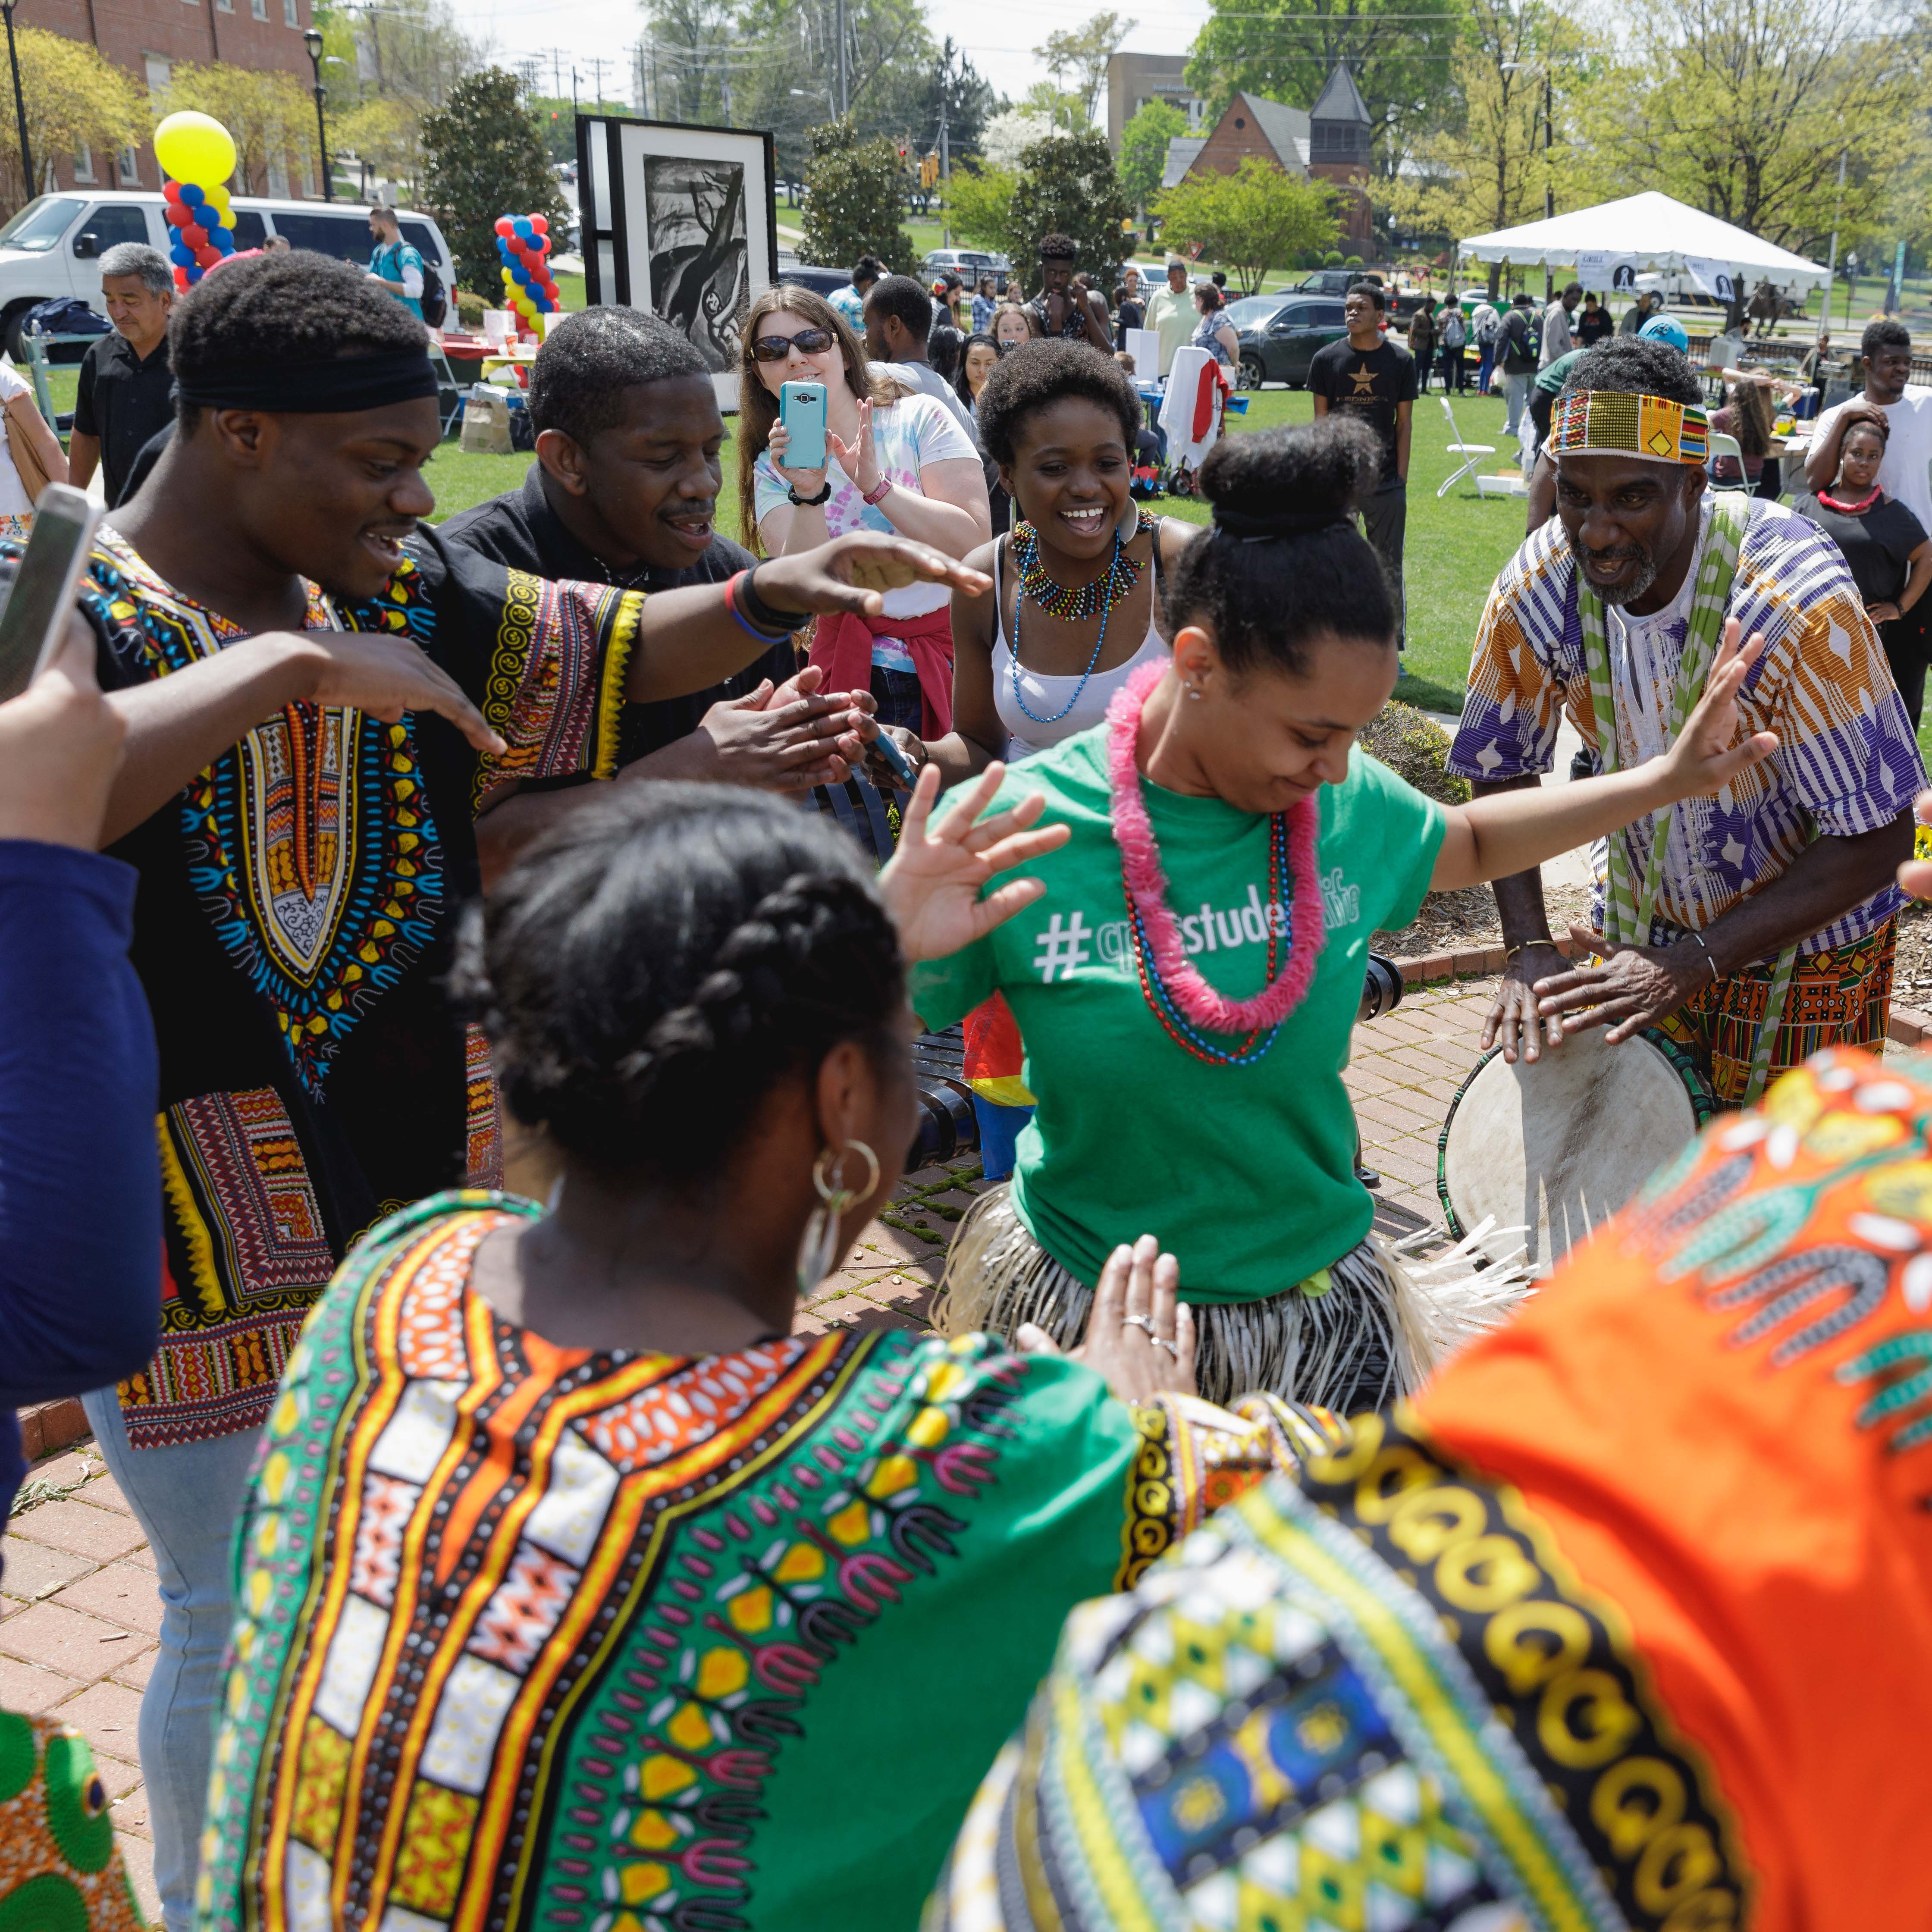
920, 151, 938, 190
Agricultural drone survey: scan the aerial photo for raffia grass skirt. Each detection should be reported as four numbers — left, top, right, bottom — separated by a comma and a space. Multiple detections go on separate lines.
934, 1186, 1527, 1413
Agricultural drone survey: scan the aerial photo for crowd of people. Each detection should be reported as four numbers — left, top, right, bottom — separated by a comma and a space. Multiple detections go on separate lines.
2, 228, 1931, 1932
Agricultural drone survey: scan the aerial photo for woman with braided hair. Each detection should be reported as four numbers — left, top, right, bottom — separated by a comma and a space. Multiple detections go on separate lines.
198, 782, 1352, 1932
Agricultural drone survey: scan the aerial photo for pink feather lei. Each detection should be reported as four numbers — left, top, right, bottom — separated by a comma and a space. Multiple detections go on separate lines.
1106, 660, 1324, 1035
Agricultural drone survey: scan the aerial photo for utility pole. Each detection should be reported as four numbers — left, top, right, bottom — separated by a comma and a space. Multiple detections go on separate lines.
835, 0, 848, 119
0, 0, 33, 205
1823, 141, 1848, 323
572, 65, 579, 118
938, 94, 950, 245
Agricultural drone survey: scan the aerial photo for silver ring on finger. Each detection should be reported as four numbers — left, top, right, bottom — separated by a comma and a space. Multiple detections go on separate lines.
1151, 1336, 1179, 1358
1120, 1313, 1153, 1333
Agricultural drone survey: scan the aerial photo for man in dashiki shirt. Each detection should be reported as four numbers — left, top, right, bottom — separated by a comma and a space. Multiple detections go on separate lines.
64, 250, 973, 1931
1446, 334, 1923, 1105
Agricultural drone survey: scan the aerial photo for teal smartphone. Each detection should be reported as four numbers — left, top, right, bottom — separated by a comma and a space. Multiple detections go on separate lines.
779, 380, 828, 472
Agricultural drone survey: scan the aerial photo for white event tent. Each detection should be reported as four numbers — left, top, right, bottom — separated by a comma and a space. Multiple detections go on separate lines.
1458, 191, 1830, 293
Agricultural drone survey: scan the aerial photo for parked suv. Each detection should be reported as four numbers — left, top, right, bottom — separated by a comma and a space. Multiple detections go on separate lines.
920, 248, 1011, 285
0, 191, 457, 357
1232, 295, 1349, 389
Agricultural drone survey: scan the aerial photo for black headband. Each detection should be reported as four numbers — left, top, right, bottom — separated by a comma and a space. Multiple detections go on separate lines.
174, 349, 440, 414
1212, 505, 1353, 543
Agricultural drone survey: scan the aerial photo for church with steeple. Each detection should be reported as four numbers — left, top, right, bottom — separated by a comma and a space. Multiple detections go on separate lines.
1166, 61, 1377, 245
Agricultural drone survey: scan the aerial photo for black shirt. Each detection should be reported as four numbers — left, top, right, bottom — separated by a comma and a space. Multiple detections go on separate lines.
1791, 491, 1929, 608
1576, 307, 1613, 346
1308, 338, 1419, 486
1499, 306, 1540, 373
438, 463, 793, 764
72, 332, 175, 509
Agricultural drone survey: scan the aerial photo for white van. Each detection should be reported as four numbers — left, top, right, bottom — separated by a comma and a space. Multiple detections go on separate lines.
0, 190, 457, 355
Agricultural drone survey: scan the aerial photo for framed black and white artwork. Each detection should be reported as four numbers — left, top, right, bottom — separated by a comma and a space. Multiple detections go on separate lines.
577, 115, 778, 410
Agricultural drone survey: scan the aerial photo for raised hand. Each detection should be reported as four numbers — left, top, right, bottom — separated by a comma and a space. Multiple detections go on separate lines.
878, 761, 1070, 963
751, 535, 990, 621
827, 398, 878, 496
0, 618, 126, 849
1015, 1234, 1198, 1403
1657, 619, 1778, 801
306, 631, 505, 756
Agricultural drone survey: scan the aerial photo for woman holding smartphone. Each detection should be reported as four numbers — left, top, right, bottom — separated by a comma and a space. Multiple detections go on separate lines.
738, 287, 989, 738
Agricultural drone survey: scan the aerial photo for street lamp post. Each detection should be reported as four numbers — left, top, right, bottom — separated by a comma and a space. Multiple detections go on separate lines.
1, 0, 32, 204
302, 28, 333, 203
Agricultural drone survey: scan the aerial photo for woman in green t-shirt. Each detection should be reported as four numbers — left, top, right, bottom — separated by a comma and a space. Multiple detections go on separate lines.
878, 416, 1778, 1411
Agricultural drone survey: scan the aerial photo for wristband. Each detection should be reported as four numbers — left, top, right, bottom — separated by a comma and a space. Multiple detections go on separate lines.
1684, 927, 1718, 979
738, 564, 812, 635
722, 571, 788, 644
861, 476, 894, 507
786, 479, 833, 508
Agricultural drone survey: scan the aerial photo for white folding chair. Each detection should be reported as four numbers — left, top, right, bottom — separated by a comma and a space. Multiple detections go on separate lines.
1437, 392, 1497, 498
1706, 431, 1749, 491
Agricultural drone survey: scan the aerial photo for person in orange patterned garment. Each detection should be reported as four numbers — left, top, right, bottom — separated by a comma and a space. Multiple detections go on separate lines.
932, 1016, 1932, 1931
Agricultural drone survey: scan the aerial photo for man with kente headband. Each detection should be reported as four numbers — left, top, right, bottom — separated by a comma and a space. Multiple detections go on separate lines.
930, 1032, 1932, 1932
58, 250, 985, 1932
1447, 334, 1923, 1105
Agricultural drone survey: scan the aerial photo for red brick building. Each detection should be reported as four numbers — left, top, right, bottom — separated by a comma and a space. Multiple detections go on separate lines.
30, 0, 317, 198
1177, 64, 1375, 248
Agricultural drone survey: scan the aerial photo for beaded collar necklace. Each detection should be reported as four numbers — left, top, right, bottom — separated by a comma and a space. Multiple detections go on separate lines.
1013, 508, 1151, 621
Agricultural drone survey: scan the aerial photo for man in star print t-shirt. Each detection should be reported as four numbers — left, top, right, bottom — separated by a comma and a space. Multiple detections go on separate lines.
1311, 280, 1417, 644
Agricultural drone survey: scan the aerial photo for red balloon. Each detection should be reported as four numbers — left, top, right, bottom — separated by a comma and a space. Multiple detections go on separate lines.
163, 179, 186, 203
173, 266, 191, 292
182, 223, 207, 250
494, 216, 515, 235
529, 214, 548, 234
195, 245, 220, 268
165, 204, 188, 227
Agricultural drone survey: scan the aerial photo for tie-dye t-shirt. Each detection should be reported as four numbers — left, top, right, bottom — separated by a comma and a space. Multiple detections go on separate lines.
1446, 496, 1924, 953
753, 389, 979, 621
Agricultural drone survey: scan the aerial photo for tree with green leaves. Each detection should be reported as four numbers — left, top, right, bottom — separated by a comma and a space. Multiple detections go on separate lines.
1158, 158, 1338, 293
945, 165, 1019, 253
0, 27, 143, 216
1034, 13, 1136, 128
1186, 0, 1463, 172
799, 116, 915, 273
919, 39, 1004, 163
1007, 129, 1135, 289
421, 68, 570, 291
1118, 99, 1188, 213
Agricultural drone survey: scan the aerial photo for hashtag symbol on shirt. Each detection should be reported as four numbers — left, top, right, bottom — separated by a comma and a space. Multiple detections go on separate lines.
1032, 911, 1091, 983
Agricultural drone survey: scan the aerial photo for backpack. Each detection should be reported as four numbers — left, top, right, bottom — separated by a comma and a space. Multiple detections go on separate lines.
417, 255, 447, 329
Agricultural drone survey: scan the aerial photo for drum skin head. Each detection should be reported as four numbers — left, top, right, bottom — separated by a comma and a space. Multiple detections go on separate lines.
1438, 1027, 1706, 1274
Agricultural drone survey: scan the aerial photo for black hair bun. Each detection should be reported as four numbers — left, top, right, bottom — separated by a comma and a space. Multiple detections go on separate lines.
1199, 417, 1383, 523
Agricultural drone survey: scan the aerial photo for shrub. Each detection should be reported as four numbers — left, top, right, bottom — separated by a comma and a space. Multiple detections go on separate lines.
1323, 249, 1344, 267
1343, 254, 1364, 269
1357, 702, 1469, 807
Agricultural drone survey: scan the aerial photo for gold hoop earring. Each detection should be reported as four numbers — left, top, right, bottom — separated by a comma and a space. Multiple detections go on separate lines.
797, 1140, 881, 1295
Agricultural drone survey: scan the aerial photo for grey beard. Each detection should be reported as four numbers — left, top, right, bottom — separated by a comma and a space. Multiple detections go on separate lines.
1588, 552, 1659, 607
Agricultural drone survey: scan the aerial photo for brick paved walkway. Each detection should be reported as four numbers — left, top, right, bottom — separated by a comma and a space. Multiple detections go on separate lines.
0, 970, 1807, 1915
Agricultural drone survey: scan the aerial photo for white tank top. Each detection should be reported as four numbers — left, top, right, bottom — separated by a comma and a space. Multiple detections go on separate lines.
990, 524, 1170, 760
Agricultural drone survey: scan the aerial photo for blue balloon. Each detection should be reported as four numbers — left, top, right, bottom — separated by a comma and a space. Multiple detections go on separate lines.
214, 231, 234, 254
179, 182, 206, 205
513, 218, 534, 240
170, 242, 194, 267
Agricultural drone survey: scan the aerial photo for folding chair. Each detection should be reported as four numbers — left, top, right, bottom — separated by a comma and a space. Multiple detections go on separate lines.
1437, 392, 1496, 498
1706, 431, 1749, 491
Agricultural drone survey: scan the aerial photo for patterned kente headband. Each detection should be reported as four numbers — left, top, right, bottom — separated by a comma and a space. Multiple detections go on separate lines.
1547, 389, 1709, 465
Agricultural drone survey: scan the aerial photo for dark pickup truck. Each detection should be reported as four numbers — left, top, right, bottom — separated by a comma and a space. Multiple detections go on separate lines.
1288, 269, 1427, 320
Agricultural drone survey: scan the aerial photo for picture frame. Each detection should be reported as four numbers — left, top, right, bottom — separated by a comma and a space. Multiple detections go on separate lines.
577, 113, 778, 412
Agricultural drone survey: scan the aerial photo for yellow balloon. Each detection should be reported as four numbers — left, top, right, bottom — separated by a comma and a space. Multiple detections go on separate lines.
154, 111, 237, 188
204, 186, 232, 216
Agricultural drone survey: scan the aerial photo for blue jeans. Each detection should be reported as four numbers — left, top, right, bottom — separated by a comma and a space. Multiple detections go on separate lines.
82, 1388, 261, 1931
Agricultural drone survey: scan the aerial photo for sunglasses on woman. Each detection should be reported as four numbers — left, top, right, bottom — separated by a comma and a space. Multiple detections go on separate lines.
750, 327, 837, 362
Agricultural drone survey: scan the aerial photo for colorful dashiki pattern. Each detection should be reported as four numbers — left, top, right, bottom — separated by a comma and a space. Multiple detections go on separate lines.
195, 1195, 1324, 1932
935, 1044, 1932, 1931
1446, 497, 1924, 955
80, 530, 638, 1448
0, 1711, 147, 1931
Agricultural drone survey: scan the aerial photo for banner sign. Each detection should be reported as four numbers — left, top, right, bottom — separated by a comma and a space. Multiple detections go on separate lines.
1683, 257, 1739, 304
1575, 251, 1638, 295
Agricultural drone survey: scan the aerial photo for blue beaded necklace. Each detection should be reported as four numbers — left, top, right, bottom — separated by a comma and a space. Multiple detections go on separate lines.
1007, 523, 1126, 727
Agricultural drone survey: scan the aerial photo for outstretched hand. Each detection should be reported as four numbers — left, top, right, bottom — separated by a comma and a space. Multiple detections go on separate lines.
1016, 1234, 1198, 1404
877, 761, 1070, 963
1657, 618, 1778, 800
753, 533, 991, 621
